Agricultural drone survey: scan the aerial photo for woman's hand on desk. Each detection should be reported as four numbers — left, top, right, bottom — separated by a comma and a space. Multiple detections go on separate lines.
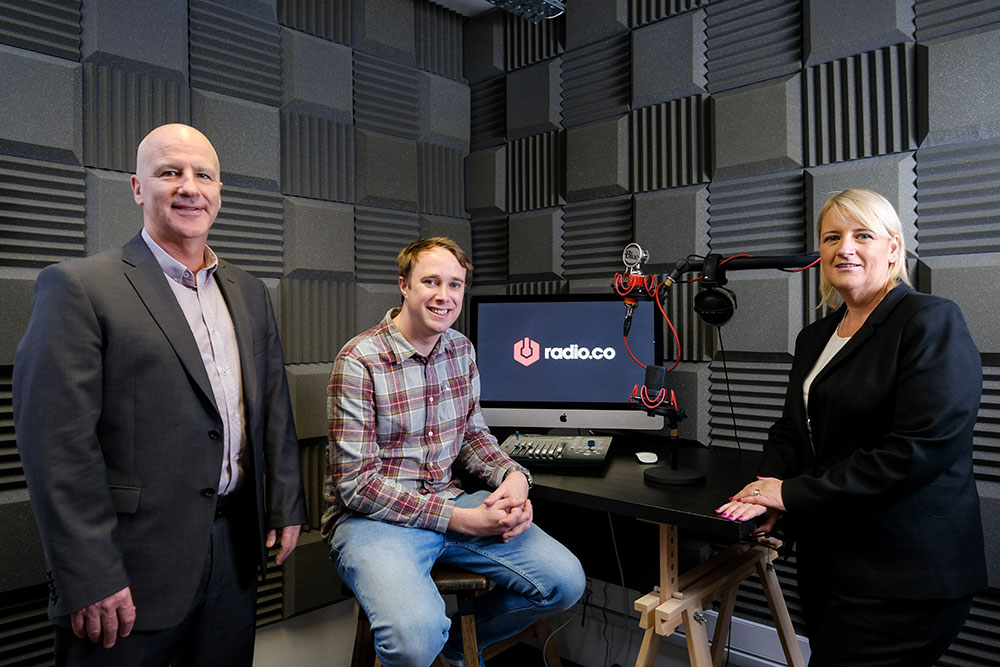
715, 477, 785, 532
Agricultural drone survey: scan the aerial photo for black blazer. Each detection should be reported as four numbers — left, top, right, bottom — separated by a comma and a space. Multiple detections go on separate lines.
13, 233, 307, 630
762, 284, 986, 599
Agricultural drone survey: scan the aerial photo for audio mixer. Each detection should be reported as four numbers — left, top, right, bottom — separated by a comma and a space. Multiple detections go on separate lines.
499, 433, 611, 467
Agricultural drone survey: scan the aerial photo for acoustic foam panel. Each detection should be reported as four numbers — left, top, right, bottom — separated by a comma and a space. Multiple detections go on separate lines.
918, 25, 1000, 146
82, 63, 191, 173
280, 27, 353, 121
355, 131, 418, 211
562, 33, 630, 128
282, 197, 354, 278
505, 57, 563, 141
353, 51, 420, 139
920, 254, 1000, 355
189, 0, 281, 107
0, 280, 34, 366
0, 499, 46, 601
465, 145, 507, 217
463, 8, 504, 85
506, 131, 563, 213
354, 283, 407, 333
421, 73, 470, 149
508, 207, 563, 281
353, 206, 419, 283
803, 0, 913, 67
280, 280, 355, 364
914, 0, 1000, 42
565, 0, 628, 51
84, 169, 140, 255
0, 0, 80, 60
561, 195, 631, 281
631, 9, 707, 109
415, 0, 463, 81
351, 0, 415, 66
704, 0, 801, 94
630, 0, 709, 29
715, 270, 806, 355
565, 116, 630, 202
633, 185, 709, 274
280, 112, 355, 202
804, 153, 917, 259
0, 45, 81, 165
916, 138, 1000, 257
191, 89, 280, 188
277, 0, 351, 45
208, 184, 285, 279
708, 358, 793, 451
470, 216, 509, 286
708, 171, 805, 255
712, 74, 803, 179
285, 363, 335, 439
0, 154, 86, 269
418, 215, 472, 256
802, 44, 917, 167
505, 10, 564, 72
81, 0, 187, 80
470, 76, 506, 151
630, 95, 712, 192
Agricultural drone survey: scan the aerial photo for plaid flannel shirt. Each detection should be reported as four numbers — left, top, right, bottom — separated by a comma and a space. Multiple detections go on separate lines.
322, 309, 528, 540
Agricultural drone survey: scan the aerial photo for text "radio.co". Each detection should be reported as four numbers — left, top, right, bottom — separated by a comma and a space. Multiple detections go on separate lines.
514, 337, 616, 367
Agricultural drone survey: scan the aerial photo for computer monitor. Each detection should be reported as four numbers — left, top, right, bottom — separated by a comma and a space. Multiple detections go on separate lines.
469, 293, 665, 432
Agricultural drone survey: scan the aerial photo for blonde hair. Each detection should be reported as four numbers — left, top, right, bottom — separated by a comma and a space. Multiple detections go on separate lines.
396, 237, 473, 283
816, 188, 910, 308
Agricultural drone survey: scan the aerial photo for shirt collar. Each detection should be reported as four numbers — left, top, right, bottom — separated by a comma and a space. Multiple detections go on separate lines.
141, 228, 219, 288
381, 308, 454, 363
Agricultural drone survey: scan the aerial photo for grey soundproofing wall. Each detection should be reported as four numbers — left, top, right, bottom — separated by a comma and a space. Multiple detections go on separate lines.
2, 0, 1000, 663
463, 1, 999, 664
0, 0, 473, 658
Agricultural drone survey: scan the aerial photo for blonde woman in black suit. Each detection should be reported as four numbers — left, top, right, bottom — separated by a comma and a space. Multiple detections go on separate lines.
716, 188, 986, 666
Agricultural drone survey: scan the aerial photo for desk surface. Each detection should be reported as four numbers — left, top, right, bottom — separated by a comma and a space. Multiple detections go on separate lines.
527, 439, 761, 541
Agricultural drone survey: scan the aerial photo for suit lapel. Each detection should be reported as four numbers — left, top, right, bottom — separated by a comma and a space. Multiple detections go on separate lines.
121, 234, 219, 415
808, 284, 913, 389
214, 262, 258, 417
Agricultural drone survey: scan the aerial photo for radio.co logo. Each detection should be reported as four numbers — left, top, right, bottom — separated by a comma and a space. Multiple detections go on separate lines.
514, 337, 541, 366
513, 337, 615, 367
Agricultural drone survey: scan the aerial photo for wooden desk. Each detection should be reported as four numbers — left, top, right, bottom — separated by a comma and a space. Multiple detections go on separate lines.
527, 442, 805, 667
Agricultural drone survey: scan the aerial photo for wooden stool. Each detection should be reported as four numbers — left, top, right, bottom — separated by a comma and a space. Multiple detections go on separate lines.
350, 566, 489, 667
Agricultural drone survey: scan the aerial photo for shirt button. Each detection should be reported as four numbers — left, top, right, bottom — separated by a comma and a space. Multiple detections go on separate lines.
429, 397, 435, 403
428, 430, 434, 437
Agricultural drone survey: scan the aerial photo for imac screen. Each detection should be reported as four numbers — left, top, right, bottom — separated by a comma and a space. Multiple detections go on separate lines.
469, 294, 664, 431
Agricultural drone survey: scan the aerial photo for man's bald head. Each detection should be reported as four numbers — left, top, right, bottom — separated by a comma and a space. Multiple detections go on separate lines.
135, 124, 219, 176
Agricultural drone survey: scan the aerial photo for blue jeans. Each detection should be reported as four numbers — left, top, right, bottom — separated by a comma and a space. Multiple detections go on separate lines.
330, 490, 586, 667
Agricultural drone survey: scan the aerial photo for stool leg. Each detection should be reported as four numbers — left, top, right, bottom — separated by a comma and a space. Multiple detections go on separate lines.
352, 601, 377, 667
456, 591, 479, 666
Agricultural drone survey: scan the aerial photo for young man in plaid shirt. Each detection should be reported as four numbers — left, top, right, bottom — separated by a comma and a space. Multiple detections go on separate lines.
323, 238, 585, 667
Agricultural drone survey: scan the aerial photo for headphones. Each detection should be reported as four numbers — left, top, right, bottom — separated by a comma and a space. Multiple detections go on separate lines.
693, 285, 738, 326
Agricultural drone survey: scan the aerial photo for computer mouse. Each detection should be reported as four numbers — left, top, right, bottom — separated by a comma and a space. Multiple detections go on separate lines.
636, 451, 658, 464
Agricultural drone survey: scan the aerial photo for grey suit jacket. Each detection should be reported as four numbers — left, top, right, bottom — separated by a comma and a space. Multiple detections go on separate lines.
13, 233, 307, 630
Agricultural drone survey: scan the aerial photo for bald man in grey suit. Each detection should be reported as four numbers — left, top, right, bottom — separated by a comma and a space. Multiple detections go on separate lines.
13, 124, 307, 666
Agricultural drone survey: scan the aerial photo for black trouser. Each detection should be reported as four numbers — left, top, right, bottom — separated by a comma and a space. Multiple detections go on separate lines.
799, 571, 973, 667
55, 505, 257, 667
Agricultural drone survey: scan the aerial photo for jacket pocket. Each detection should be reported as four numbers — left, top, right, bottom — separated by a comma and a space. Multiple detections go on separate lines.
109, 485, 141, 514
